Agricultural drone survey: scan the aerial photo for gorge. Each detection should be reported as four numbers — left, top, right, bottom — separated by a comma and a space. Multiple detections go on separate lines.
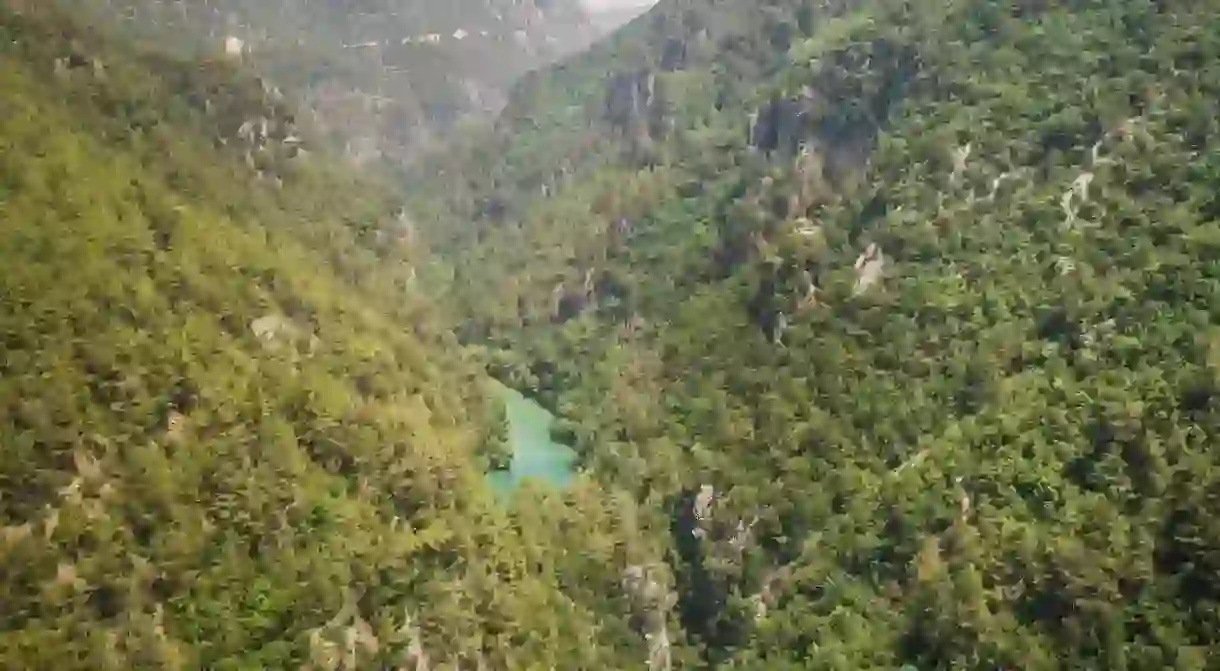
6, 0, 1220, 668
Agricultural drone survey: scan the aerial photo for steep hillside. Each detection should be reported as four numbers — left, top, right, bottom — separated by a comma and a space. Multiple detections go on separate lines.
414, 0, 1220, 666
0, 3, 677, 669
65, 0, 603, 167
409, 0, 864, 245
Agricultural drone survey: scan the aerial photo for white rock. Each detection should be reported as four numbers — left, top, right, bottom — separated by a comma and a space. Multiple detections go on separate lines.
224, 36, 244, 57
852, 243, 885, 296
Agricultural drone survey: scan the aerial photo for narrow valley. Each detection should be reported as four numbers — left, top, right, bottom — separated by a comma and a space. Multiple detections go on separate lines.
4, 0, 1220, 668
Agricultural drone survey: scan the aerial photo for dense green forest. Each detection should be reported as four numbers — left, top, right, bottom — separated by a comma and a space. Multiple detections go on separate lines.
8, 0, 1220, 668
0, 3, 675, 668
410, 0, 1220, 667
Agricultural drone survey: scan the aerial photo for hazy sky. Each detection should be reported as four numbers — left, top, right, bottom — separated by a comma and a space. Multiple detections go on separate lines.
580, 0, 657, 10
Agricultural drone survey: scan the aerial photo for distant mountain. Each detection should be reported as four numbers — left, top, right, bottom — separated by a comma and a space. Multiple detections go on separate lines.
64, 0, 608, 167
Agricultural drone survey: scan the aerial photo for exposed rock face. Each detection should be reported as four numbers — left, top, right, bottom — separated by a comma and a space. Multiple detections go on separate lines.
223, 35, 243, 57
622, 564, 674, 671
250, 314, 320, 357
659, 36, 687, 71
852, 243, 885, 296
693, 484, 714, 520
692, 483, 715, 538
950, 142, 972, 186
605, 68, 657, 135
751, 95, 808, 155
1061, 171, 1094, 228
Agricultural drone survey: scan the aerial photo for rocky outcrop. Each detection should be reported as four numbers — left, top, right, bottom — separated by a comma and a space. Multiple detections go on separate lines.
304, 592, 381, 671
659, 36, 687, 72
750, 93, 810, 156
852, 243, 885, 296
622, 564, 674, 671
692, 483, 715, 538
250, 314, 321, 359
605, 68, 656, 134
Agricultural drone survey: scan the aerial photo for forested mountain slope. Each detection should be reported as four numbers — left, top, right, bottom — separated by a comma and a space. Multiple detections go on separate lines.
65, 0, 603, 167
413, 0, 1220, 666
409, 0, 861, 238
0, 3, 676, 668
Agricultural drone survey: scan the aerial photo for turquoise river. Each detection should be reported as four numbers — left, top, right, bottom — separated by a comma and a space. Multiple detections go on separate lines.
486, 381, 577, 493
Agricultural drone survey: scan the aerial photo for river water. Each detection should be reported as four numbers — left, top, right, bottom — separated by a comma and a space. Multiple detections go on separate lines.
486, 381, 577, 493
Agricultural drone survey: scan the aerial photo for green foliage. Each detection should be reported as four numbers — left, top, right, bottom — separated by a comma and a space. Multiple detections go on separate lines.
12, 0, 1220, 666
414, 0, 1220, 666
0, 4, 666, 668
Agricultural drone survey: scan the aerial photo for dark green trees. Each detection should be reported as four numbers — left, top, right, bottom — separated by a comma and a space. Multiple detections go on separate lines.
410, 0, 1220, 666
